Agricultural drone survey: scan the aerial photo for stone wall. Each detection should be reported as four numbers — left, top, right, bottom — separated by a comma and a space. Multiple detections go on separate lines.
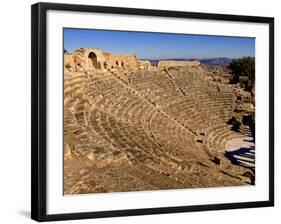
138, 60, 151, 70
158, 60, 200, 68
103, 53, 138, 69
64, 48, 201, 73
64, 48, 139, 72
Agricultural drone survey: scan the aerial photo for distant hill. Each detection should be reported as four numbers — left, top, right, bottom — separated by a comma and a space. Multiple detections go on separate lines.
199, 58, 234, 67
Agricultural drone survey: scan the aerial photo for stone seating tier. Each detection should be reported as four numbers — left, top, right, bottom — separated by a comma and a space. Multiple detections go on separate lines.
63, 66, 253, 193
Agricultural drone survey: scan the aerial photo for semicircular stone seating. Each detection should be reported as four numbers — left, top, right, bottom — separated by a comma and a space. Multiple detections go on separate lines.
64, 66, 254, 194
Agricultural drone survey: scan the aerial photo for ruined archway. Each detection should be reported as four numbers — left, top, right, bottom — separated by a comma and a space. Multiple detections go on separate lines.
88, 52, 98, 69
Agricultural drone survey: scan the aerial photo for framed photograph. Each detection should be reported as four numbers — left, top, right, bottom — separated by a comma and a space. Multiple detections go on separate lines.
31, 2, 274, 222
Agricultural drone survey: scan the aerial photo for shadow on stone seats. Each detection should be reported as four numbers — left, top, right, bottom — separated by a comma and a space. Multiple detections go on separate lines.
224, 147, 254, 165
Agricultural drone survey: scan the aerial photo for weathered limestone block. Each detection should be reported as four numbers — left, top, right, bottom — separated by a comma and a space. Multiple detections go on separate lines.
86, 151, 96, 161
138, 60, 151, 69
64, 143, 73, 160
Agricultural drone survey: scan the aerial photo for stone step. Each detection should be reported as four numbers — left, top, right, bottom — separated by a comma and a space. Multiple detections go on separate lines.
233, 155, 255, 163
236, 159, 255, 168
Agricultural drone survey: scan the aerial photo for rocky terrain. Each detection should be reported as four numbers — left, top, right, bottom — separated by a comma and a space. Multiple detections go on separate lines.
63, 48, 255, 195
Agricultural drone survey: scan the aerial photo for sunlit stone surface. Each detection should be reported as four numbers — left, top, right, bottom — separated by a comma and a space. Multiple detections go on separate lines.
63, 48, 255, 195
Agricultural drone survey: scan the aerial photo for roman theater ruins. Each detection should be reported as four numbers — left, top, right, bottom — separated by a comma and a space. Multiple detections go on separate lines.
64, 48, 255, 194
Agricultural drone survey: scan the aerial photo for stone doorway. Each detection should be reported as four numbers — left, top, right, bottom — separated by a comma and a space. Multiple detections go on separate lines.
88, 52, 98, 69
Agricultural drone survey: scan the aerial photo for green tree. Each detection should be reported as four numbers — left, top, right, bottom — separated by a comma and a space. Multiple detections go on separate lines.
228, 57, 255, 84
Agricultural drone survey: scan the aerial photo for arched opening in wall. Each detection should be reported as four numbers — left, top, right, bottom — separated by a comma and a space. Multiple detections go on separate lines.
115, 61, 119, 66
121, 61, 124, 68
88, 52, 98, 69
104, 62, 108, 69
97, 62, 101, 69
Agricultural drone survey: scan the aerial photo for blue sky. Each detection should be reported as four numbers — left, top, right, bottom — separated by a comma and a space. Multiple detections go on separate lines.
64, 28, 255, 60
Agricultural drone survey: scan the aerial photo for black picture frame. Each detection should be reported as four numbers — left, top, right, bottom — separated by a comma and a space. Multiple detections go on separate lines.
31, 2, 274, 222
